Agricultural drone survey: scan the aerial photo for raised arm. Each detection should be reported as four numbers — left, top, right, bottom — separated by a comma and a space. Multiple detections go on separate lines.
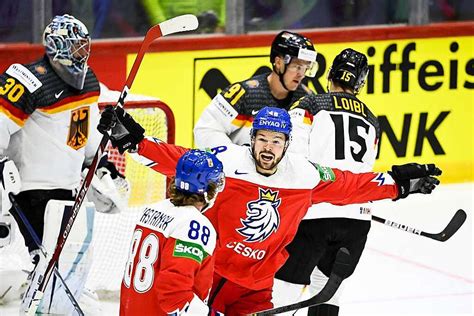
312, 163, 441, 205
98, 106, 188, 177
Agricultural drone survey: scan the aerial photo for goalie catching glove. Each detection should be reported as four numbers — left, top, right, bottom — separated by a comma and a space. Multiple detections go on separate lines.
389, 163, 442, 200
97, 106, 145, 154
84, 153, 130, 213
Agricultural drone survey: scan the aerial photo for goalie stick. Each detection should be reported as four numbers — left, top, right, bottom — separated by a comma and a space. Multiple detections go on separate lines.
8, 193, 84, 316
250, 248, 351, 316
23, 14, 199, 315
372, 209, 466, 242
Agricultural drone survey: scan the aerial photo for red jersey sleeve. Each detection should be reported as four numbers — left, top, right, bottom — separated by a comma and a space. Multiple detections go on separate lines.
312, 166, 399, 205
137, 137, 189, 177
156, 237, 214, 313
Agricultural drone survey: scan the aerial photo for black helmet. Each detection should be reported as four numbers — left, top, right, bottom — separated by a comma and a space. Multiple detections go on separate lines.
328, 48, 369, 94
270, 31, 318, 77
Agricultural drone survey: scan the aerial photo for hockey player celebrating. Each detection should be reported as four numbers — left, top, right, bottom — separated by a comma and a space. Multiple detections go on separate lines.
120, 149, 224, 315
273, 48, 379, 315
194, 30, 317, 148
0, 14, 126, 313
98, 105, 441, 314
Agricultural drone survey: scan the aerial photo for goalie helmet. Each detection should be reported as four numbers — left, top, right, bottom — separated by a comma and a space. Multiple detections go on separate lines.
251, 107, 292, 139
270, 31, 318, 77
328, 48, 369, 94
43, 14, 91, 89
175, 150, 224, 194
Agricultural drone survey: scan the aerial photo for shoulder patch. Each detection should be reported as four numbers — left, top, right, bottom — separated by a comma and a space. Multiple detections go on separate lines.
244, 79, 259, 88
312, 162, 336, 182
6, 64, 42, 93
173, 239, 208, 264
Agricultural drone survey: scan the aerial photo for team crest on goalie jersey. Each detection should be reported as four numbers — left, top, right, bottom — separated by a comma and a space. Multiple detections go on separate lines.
67, 106, 89, 150
237, 188, 281, 242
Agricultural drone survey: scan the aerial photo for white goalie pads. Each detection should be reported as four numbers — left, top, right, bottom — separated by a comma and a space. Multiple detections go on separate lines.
0, 157, 21, 216
21, 199, 96, 315
0, 157, 21, 247
84, 166, 131, 214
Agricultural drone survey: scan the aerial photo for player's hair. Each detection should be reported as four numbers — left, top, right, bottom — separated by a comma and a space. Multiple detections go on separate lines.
168, 179, 219, 207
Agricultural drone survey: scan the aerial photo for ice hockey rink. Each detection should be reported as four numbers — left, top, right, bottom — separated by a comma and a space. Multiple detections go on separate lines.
0, 182, 472, 316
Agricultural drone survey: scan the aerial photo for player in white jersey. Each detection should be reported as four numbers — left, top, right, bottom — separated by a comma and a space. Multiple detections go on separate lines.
273, 48, 378, 315
120, 149, 225, 315
0, 14, 126, 313
194, 30, 317, 148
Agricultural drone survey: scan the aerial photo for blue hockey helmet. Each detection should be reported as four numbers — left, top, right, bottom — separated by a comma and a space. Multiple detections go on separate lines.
175, 149, 224, 194
251, 107, 292, 138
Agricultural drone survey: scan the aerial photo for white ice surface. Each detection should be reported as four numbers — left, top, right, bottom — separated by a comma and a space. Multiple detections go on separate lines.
1, 183, 472, 316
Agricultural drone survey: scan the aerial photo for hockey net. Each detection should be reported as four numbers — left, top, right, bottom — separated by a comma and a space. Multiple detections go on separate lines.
0, 100, 175, 302
87, 100, 175, 298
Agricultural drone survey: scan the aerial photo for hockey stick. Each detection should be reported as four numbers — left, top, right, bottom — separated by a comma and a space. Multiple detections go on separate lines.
372, 209, 466, 242
24, 14, 199, 315
250, 248, 351, 315
8, 193, 84, 316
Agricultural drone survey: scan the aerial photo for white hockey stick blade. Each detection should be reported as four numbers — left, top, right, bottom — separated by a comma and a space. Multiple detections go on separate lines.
159, 14, 198, 36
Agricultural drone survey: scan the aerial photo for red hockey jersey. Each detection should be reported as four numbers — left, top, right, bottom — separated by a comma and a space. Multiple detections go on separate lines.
120, 199, 216, 315
133, 137, 398, 291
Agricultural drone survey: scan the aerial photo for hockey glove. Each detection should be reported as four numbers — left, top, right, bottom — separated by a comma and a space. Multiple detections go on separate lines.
97, 152, 125, 179
98, 106, 145, 154
388, 163, 442, 200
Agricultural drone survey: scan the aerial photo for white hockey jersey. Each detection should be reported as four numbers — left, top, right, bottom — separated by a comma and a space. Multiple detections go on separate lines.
0, 57, 101, 191
194, 73, 311, 148
289, 92, 381, 220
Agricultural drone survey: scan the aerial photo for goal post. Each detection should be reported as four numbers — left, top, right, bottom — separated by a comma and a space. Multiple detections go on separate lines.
87, 100, 175, 296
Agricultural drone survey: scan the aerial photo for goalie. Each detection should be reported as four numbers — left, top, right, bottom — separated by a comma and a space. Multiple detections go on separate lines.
0, 14, 129, 314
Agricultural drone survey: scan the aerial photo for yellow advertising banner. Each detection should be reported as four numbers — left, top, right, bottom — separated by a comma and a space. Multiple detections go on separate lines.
130, 36, 473, 183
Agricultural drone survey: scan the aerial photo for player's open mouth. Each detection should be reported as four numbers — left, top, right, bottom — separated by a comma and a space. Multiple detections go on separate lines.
260, 153, 274, 162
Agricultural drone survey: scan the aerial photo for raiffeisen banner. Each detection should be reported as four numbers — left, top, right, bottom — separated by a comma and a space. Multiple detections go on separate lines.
132, 34, 473, 183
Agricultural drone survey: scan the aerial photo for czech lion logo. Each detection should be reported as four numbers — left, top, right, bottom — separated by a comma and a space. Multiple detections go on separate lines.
237, 188, 281, 242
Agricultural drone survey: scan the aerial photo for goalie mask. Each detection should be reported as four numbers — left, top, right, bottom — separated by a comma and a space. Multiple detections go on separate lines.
43, 14, 91, 90
327, 48, 369, 94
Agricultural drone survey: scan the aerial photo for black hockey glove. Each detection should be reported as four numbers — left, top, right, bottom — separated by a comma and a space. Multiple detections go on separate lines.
97, 153, 125, 179
388, 163, 442, 200
97, 106, 145, 154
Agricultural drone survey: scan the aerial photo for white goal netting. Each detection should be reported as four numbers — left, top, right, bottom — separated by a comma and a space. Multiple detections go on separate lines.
0, 100, 174, 301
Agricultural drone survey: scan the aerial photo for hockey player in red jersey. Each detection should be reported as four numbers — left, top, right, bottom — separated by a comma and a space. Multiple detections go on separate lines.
120, 149, 225, 315
98, 106, 441, 315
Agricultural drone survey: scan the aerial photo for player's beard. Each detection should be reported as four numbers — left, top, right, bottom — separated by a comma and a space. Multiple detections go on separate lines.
254, 150, 282, 175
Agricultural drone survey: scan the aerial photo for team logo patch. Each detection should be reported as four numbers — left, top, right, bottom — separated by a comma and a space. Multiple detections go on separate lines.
237, 188, 281, 242
35, 65, 47, 75
173, 239, 206, 264
314, 163, 336, 182
67, 106, 89, 150
245, 79, 259, 88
